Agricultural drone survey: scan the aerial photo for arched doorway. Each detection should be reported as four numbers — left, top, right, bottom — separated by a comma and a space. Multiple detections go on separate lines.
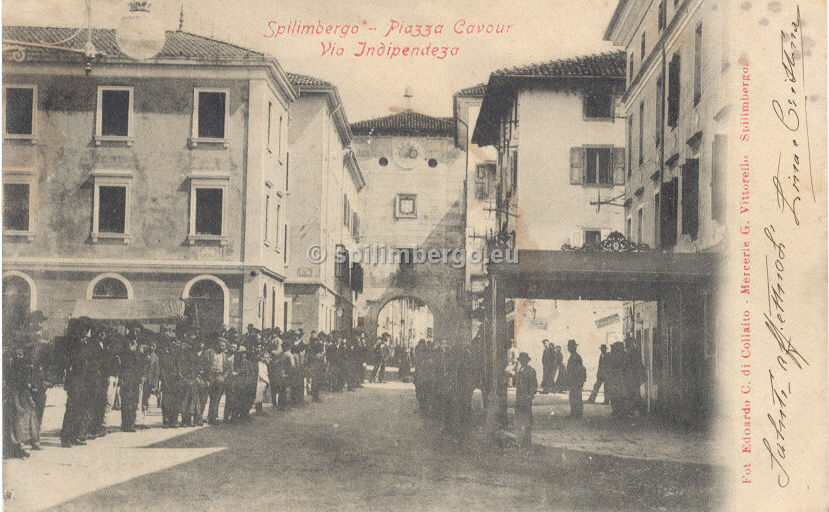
376, 297, 434, 349
3, 274, 32, 334
184, 278, 226, 332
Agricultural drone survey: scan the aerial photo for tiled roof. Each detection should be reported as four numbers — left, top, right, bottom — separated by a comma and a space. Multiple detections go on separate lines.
286, 72, 333, 88
455, 83, 487, 97
351, 111, 455, 137
492, 50, 626, 78
3, 26, 265, 62
471, 50, 626, 146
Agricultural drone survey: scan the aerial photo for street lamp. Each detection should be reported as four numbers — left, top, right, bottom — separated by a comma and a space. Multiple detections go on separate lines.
116, 0, 167, 61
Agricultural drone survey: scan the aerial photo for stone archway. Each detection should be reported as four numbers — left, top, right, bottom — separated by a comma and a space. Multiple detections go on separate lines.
364, 286, 469, 345
375, 296, 434, 348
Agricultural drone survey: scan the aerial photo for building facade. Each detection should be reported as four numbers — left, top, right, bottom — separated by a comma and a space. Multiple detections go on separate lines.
285, 73, 364, 334
350, 109, 469, 345
472, 51, 628, 369
605, 0, 727, 419
2, 26, 295, 335
453, 84, 497, 332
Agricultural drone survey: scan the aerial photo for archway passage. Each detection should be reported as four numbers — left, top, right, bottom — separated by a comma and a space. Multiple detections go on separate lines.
376, 297, 434, 349
184, 279, 225, 332
3, 275, 31, 335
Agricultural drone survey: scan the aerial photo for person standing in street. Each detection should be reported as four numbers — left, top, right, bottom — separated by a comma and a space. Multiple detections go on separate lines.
587, 344, 610, 404
369, 333, 391, 383
118, 338, 143, 432
205, 338, 232, 424
566, 339, 587, 418
514, 352, 537, 448
540, 339, 556, 394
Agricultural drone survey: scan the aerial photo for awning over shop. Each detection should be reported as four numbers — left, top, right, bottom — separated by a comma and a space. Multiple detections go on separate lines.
72, 299, 183, 322
488, 248, 720, 301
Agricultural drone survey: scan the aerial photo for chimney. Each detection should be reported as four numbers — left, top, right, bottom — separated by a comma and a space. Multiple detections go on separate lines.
404, 86, 413, 111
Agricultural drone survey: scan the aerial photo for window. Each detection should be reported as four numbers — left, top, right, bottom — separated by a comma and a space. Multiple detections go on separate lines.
352, 212, 360, 240
395, 193, 417, 219
92, 278, 129, 300
98, 186, 126, 233
510, 152, 519, 194
343, 194, 350, 227
660, 178, 679, 248
187, 172, 228, 243
681, 159, 699, 239
283, 223, 289, 264
3, 183, 30, 232
475, 164, 492, 199
653, 192, 660, 246
264, 192, 271, 242
627, 116, 633, 176
192, 88, 229, 142
584, 230, 601, 246
626, 217, 632, 240
638, 102, 645, 166
335, 244, 349, 280
712, 135, 726, 221
583, 92, 613, 119
585, 148, 613, 185
4, 85, 36, 138
655, 75, 664, 147
571, 147, 623, 186
428, 158, 438, 168
637, 208, 643, 244
278, 114, 284, 161
640, 32, 646, 65
668, 54, 681, 127
275, 203, 281, 247
91, 170, 132, 242
694, 23, 703, 106
379, 157, 389, 167
629, 56, 634, 83
96, 86, 132, 143
658, 0, 666, 32
267, 101, 273, 148
195, 189, 223, 235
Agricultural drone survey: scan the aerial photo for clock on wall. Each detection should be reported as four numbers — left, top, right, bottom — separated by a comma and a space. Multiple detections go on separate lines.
393, 140, 423, 169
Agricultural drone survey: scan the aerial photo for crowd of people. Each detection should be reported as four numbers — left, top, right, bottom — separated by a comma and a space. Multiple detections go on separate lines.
3, 308, 652, 459
412, 338, 482, 436
3, 312, 401, 459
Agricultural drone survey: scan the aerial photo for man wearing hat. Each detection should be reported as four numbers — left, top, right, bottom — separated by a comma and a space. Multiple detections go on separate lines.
566, 339, 587, 418
514, 352, 537, 447
205, 338, 232, 424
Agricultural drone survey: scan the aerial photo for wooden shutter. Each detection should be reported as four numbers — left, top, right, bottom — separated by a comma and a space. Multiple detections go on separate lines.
612, 147, 626, 185
570, 147, 585, 184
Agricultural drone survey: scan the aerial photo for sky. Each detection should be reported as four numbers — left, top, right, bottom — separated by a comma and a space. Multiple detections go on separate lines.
2, 0, 620, 122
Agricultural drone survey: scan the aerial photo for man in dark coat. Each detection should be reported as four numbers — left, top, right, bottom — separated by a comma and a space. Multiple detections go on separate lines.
514, 352, 538, 448
587, 344, 610, 404
3, 346, 41, 458
540, 339, 556, 393
59, 320, 92, 447
566, 339, 587, 418
118, 338, 143, 432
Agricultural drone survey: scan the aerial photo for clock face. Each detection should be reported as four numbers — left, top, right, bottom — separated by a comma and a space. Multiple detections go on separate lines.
393, 140, 423, 169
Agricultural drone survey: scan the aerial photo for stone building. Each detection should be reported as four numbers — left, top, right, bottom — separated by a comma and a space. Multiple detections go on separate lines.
2, 26, 295, 334
350, 108, 469, 345
472, 51, 628, 376
605, 0, 727, 420
453, 84, 497, 334
285, 73, 364, 334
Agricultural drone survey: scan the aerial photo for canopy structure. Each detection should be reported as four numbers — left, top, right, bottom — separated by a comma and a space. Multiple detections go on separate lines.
72, 298, 183, 323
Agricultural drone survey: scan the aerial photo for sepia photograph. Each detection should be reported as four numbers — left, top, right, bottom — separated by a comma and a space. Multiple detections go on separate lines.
1, 0, 826, 511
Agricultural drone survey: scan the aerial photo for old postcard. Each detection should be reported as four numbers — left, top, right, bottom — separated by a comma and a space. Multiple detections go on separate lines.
1, 0, 826, 510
